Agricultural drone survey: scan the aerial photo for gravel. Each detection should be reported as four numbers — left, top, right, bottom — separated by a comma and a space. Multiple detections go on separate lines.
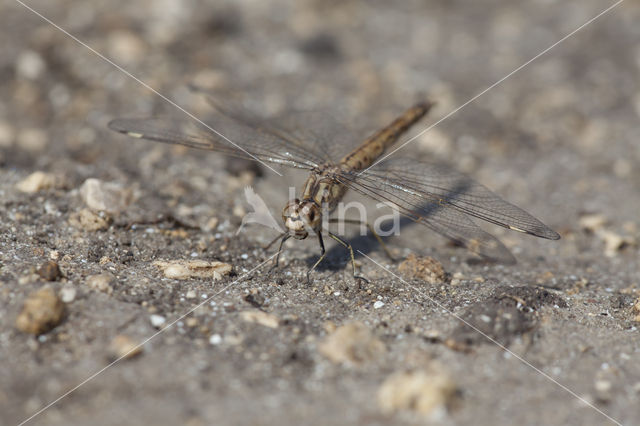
1, 1, 639, 425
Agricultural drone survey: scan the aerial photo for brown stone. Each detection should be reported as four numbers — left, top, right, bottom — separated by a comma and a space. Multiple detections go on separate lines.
15, 287, 66, 335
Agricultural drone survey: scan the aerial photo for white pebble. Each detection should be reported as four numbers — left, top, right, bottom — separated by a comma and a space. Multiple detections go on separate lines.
209, 334, 222, 345
373, 301, 385, 309
59, 286, 77, 303
16, 50, 46, 79
107, 30, 146, 63
79, 178, 132, 214
595, 380, 612, 393
150, 314, 166, 328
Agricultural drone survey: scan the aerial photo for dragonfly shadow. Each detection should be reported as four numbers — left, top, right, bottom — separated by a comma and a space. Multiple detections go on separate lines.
316, 178, 474, 272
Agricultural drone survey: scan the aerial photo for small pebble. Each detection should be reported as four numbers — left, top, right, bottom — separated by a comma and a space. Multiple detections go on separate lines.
318, 322, 385, 365
244, 292, 265, 308
373, 301, 385, 309
107, 30, 146, 63
594, 379, 613, 402
109, 335, 143, 360
599, 230, 635, 257
86, 273, 115, 294
16, 171, 58, 193
209, 334, 222, 345
203, 217, 219, 232
79, 178, 133, 214
185, 290, 197, 299
59, 286, 76, 303
15, 287, 66, 335
16, 50, 46, 79
150, 314, 166, 328
68, 208, 112, 231
153, 260, 232, 280
398, 254, 447, 284
36, 261, 62, 281
594, 379, 612, 393
417, 128, 452, 157
240, 310, 279, 328
378, 366, 457, 418
579, 213, 607, 232
232, 204, 245, 218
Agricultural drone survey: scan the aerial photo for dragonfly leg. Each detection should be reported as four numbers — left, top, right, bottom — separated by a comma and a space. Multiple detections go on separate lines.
263, 232, 286, 251
329, 218, 395, 261
307, 231, 326, 284
328, 232, 369, 283
270, 234, 290, 270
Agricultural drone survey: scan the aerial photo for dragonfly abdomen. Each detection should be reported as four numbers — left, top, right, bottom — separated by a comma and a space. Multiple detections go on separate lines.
339, 101, 433, 171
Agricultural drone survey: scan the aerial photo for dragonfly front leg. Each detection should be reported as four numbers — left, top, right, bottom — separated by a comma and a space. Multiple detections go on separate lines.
263, 232, 286, 251
269, 234, 290, 270
328, 232, 369, 284
307, 231, 326, 284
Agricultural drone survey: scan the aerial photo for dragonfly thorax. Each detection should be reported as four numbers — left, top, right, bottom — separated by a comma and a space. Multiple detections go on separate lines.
282, 199, 322, 240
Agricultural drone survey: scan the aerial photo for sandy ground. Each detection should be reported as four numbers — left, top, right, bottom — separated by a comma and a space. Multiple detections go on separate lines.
1, 0, 639, 425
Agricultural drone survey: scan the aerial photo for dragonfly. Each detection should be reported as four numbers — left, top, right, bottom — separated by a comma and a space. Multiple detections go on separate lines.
108, 97, 560, 281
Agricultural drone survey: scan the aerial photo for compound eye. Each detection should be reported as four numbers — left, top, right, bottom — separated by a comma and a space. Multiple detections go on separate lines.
308, 210, 315, 221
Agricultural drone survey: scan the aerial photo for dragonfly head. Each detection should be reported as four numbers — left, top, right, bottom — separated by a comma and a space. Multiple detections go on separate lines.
282, 199, 321, 239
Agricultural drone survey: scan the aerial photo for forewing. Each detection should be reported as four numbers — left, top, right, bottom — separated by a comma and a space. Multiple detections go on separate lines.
266, 110, 367, 163
108, 113, 324, 170
338, 157, 559, 262
187, 85, 367, 164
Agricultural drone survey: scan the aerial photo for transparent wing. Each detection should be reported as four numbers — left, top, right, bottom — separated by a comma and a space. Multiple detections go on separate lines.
188, 85, 367, 163
108, 111, 328, 170
337, 157, 559, 262
266, 110, 367, 163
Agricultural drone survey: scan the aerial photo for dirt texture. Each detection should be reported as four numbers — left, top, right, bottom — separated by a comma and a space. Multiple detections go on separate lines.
1, 1, 639, 425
